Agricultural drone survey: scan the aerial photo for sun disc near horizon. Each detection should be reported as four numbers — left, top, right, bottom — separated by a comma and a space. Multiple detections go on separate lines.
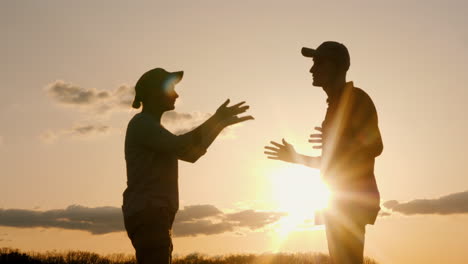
269, 165, 331, 236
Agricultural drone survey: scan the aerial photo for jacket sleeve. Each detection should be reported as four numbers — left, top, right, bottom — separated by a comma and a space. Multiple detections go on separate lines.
130, 115, 207, 161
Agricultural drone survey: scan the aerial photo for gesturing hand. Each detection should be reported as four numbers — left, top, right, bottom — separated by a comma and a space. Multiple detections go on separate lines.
215, 99, 254, 126
264, 138, 298, 163
309, 126, 323, 149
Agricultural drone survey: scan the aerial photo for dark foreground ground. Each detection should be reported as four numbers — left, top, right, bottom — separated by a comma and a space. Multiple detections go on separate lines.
0, 248, 379, 264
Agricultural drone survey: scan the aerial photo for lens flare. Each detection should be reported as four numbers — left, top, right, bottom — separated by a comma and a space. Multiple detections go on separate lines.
269, 165, 331, 238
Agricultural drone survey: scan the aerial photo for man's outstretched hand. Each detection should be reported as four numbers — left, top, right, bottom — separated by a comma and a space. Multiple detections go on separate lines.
264, 138, 298, 163
215, 99, 254, 126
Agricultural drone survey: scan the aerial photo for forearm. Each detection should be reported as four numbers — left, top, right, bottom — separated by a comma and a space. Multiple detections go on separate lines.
177, 114, 226, 161
297, 154, 321, 169
189, 114, 226, 149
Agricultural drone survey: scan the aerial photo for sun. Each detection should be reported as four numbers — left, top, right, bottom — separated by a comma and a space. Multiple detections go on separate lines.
269, 165, 331, 235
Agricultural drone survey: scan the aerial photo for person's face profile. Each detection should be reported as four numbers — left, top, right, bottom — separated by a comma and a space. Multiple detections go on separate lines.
144, 80, 178, 111
159, 81, 179, 110
310, 56, 338, 87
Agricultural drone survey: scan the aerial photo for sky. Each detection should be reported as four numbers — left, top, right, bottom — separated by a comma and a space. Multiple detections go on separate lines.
1, 1, 468, 264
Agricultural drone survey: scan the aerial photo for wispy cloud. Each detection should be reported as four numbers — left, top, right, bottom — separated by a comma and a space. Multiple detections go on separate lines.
383, 190, 468, 215
162, 111, 212, 136
0, 205, 287, 236
40, 124, 111, 142
45, 81, 133, 115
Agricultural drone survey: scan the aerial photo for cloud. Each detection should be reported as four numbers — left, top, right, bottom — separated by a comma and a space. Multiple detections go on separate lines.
46, 81, 134, 114
70, 124, 110, 136
40, 124, 111, 142
225, 210, 287, 230
0, 205, 122, 235
162, 111, 202, 123
173, 220, 234, 237
174, 205, 222, 222
383, 190, 468, 215
378, 211, 391, 217
0, 204, 286, 237
162, 111, 212, 136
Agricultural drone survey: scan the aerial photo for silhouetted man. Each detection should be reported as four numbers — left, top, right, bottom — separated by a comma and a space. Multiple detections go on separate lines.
264, 41, 383, 264
123, 68, 253, 264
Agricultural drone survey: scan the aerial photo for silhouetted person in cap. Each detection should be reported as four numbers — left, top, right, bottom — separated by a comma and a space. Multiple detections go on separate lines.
122, 68, 253, 264
264, 41, 383, 264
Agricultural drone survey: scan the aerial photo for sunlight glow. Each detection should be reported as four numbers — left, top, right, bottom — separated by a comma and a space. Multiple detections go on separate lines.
269, 165, 331, 238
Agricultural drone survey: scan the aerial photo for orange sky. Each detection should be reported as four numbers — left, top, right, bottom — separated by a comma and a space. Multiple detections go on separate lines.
1, 1, 468, 264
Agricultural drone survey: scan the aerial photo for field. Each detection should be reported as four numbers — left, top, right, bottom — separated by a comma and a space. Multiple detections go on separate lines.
0, 248, 379, 264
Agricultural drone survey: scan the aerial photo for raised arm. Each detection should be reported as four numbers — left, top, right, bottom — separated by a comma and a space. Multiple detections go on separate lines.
176, 99, 254, 163
130, 99, 253, 163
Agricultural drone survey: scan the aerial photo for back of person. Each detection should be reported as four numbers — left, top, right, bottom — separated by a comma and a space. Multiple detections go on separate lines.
123, 112, 179, 217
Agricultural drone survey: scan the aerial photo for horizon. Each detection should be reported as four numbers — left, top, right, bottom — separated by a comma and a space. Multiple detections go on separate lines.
1, 1, 468, 264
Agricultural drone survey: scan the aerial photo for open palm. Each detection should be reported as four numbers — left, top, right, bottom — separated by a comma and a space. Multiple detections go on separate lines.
264, 138, 298, 163
215, 99, 254, 126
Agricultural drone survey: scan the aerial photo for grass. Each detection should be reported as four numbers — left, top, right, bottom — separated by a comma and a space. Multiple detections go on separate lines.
0, 248, 379, 264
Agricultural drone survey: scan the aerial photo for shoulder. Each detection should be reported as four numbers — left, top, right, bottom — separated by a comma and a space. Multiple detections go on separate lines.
127, 113, 159, 132
353, 87, 376, 109
353, 87, 372, 102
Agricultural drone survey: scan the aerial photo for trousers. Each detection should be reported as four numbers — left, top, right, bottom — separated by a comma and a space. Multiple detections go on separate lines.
123, 205, 176, 264
325, 214, 366, 264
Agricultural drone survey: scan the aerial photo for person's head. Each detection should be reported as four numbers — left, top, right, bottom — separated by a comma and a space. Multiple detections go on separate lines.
301, 41, 350, 87
132, 68, 184, 111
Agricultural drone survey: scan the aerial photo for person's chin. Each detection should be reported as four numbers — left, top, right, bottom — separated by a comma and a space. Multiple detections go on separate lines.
312, 77, 326, 87
162, 104, 175, 111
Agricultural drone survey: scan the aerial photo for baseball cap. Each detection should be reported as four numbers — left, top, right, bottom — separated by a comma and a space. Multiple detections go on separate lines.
301, 41, 350, 71
132, 68, 184, 109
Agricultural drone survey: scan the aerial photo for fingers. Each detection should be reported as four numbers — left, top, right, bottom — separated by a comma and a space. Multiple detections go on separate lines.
235, 105, 250, 115
235, 115, 254, 123
221, 99, 230, 108
265, 146, 280, 152
264, 146, 280, 152
310, 129, 322, 147
264, 150, 281, 159
270, 141, 283, 148
229, 101, 246, 109
220, 100, 250, 117
224, 115, 254, 126
230, 105, 250, 116
282, 138, 290, 146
